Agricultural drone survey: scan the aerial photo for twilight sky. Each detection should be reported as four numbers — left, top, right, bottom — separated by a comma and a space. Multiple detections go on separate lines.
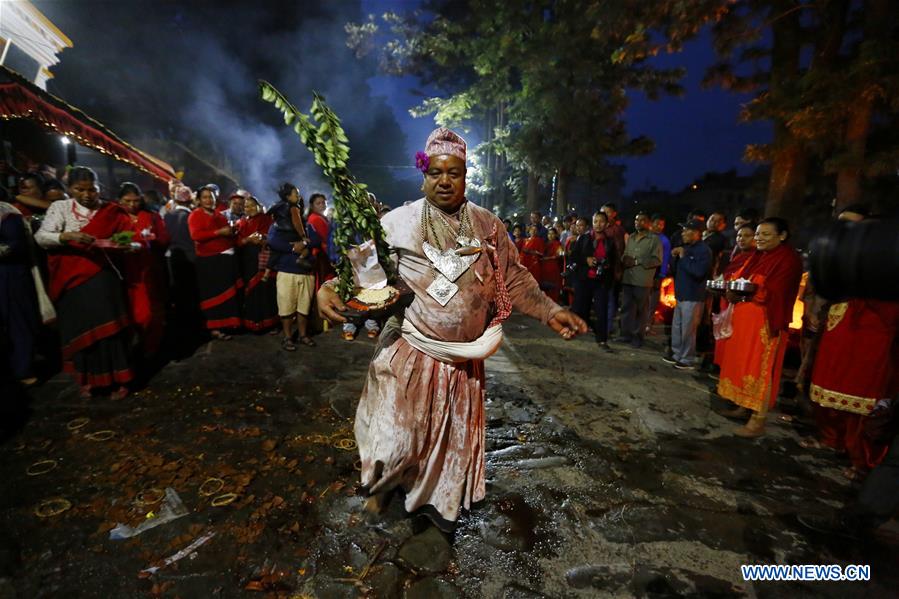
361, 0, 772, 194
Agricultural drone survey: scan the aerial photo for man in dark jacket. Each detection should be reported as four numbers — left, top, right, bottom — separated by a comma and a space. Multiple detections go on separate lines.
570, 212, 618, 351
664, 220, 711, 370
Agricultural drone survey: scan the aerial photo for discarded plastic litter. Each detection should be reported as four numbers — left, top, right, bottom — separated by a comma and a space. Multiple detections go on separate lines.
109, 488, 188, 540
141, 531, 215, 575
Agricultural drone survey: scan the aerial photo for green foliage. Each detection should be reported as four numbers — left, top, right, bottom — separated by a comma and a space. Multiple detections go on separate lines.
347, 0, 727, 210
258, 81, 395, 300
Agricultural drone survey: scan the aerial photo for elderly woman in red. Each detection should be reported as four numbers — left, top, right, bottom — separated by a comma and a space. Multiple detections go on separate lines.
805, 299, 899, 478
188, 185, 242, 340
236, 196, 277, 332
118, 182, 170, 356
34, 167, 134, 399
715, 218, 802, 437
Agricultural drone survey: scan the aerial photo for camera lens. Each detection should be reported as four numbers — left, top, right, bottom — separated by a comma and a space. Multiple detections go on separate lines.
809, 219, 899, 301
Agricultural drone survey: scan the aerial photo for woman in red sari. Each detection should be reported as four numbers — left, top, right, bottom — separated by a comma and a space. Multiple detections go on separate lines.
715, 218, 802, 437
236, 196, 277, 332
512, 224, 525, 253
188, 185, 242, 340
540, 227, 564, 302
807, 299, 899, 477
713, 222, 756, 370
118, 183, 170, 356
34, 167, 134, 399
520, 224, 545, 281
306, 192, 335, 288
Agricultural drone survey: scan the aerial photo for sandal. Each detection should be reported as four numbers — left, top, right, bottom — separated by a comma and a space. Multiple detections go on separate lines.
79, 385, 92, 399
211, 330, 232, 341
842, 466, 866, 481
299, 336, 316, 347
110, 386, 129, 401
281, 337, 297, 352
799, 437, 824, 450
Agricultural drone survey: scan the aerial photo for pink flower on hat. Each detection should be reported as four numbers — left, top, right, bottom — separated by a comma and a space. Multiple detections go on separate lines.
415, 151, 430, 173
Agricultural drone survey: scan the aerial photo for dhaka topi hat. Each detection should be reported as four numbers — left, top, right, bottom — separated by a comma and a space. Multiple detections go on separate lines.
424, 127, 466, 162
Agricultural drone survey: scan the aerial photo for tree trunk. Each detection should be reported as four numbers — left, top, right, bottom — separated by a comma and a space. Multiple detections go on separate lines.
484, 108, 495, 212
555, 170, 568, 219
765, 135, 808, 222
835, 0, 891, 211
835, 98, 874, 209
495, 101, 507, 215
764, 0, 806, 223
526, 171, 540, 213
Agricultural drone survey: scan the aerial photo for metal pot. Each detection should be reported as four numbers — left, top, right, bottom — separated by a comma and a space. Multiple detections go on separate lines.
727, 279, 757, 294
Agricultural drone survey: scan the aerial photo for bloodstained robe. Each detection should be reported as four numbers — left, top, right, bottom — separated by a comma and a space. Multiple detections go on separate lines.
810, 300, 899, 470
355, 199, 562, 522
716, 243, 802, 412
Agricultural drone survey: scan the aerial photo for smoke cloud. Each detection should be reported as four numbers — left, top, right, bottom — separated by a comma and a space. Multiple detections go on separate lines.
35, 0, 415, 205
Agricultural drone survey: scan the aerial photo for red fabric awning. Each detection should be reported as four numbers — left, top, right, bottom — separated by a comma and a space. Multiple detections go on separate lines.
0, 66, 176, 183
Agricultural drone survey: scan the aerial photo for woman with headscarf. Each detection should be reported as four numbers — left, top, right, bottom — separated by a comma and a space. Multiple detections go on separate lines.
188, 185, 242, 340
0, 194, 40, 384
715, 218, 803, 437
236, 196, 277, 332
35, 167, 134, 399
118, 182, 170, 356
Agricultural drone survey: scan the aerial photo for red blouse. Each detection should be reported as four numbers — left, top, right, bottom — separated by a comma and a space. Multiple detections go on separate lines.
125, 210, 170, 249
188, 208, 234, 257
236, 213, 273, 242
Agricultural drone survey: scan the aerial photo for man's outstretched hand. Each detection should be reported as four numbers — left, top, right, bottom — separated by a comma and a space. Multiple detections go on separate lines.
317, 284, 348, 324
548, 309, 588, 340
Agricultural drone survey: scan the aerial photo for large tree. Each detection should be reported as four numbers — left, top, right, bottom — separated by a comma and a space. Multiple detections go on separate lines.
706, 0, 899, 220
349, 0, 727, 216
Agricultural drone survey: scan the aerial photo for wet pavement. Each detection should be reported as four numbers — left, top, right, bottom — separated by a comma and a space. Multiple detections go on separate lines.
1, 315, 897, 598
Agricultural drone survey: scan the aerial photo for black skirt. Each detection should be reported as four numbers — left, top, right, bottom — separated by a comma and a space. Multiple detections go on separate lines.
58, 269, 132, 387
238, 246, 278, 331
196, 252, 242, 330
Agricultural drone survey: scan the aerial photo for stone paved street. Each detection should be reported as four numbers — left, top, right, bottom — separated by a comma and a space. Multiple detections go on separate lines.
1, 315, 895, 598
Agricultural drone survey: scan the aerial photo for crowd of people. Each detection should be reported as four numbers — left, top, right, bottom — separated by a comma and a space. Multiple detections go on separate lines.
514, 201, 896, 489
0, 166, 348, 400
1, 157, 896, 509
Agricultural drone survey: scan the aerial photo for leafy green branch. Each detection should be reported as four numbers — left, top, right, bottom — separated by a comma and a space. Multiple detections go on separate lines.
258, 80, 395, 300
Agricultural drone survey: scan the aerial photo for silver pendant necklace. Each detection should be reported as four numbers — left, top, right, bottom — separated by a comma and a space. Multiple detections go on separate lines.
421, 201, 480, 306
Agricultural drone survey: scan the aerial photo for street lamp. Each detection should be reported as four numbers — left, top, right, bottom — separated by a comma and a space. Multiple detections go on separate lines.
60, 136, 76, 166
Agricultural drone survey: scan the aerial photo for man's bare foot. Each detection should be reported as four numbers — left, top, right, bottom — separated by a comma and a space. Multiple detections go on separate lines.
364, 493, 388, 514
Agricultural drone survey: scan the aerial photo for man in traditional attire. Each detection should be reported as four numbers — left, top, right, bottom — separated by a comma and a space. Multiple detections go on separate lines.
317, 128, 586, 529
